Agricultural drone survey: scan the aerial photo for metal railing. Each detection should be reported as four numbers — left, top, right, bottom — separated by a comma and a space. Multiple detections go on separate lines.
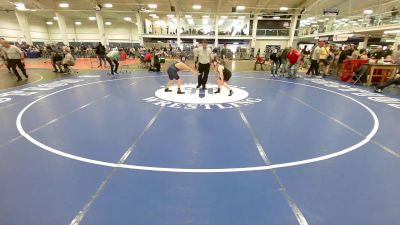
299, 11, 400, 36
256, 29, 290, 36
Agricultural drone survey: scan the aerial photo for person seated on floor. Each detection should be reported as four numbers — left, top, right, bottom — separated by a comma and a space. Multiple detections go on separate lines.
52, 48, 64, 73
59, 48, 75, 74
253, 55, 266, 71
374, 74, 400, 93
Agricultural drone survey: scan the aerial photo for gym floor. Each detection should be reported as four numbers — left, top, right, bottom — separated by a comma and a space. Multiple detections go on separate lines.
0, 61, 399, 225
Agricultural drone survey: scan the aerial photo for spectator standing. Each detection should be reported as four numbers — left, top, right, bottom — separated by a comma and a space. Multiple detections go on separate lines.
0, 40, 28, 81
95, 42, 107, 68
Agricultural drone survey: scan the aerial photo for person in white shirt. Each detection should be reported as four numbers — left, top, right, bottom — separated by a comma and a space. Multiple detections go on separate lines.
194, 39, 212, 89
0, 38, 12, 74
60, 48, 75, 74
311, 41, 322, 76
0, 40, 28, 81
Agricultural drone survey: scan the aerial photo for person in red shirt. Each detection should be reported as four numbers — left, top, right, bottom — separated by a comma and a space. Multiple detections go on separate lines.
253, 56, 265, 71
287, 47, 301, 79
143, 52, 153, 68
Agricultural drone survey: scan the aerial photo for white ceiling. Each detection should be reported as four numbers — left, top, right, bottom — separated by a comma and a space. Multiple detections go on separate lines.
1, 0, 399, 21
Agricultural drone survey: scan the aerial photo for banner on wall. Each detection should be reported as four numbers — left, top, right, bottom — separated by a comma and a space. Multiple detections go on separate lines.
333, 34, 349, 42
319, 36, 329, 41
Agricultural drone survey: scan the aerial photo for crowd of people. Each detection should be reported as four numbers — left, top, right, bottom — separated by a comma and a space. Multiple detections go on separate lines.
252, 41, 399, 84
1, 37, 399, 94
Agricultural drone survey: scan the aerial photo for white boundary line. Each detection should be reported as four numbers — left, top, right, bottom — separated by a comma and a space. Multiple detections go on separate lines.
16, 76, 380, 173
238, 108, 309, 225
0, 74, 44, 93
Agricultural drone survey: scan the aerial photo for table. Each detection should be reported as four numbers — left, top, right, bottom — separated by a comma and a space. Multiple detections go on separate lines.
26, 51, 41, 58
367, 63, 399, 86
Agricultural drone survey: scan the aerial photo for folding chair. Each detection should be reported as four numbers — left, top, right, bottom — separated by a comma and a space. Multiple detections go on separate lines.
352, 72, 363, 85
352, 64, 370, 85
118, 59, 130, 74
90, 58, 99, 68
119, 64, 130, 73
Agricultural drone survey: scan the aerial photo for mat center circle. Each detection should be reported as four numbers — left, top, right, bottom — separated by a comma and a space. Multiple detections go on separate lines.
155, 84, 249, 104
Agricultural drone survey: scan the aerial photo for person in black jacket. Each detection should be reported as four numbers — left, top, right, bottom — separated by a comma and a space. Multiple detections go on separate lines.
269, 49, 280, 77
95, 42, 107, 68
149, 49, 161, 72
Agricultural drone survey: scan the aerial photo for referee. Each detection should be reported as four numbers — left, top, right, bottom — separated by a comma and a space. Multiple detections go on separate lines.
194, 39, 212, 89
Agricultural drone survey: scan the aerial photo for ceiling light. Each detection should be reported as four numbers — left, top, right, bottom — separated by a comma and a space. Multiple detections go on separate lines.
15, 3, 26, 10
104, 3, 112, 8
202, 15, 209, 18
124, 17, 132, 21
59, 3, 69, 8
273, 16, 280, 20
53, 16, 58, 20
15, 3, 25, 7
167, 14, 174, 18
185, 15, 192, 18
341, 18, 349, 21
280, 7, 288, 11
236, 6, 245, 10
307, 17, 315, 20
152, 15, 159, 19
46, 21, 53, 25
257, 16, 263, 19
148, 4, 157, 9
317, 19, 325, 22
105, 21, 112, 25
238, 16, 245, 19
357, 19, 364, 22
75, 21, 81, 25
149, 14, 156, 17
364, 9, 373, 14
193, 5, 201, 10
350, 20, 357, 23
312, 24, 318, 27
384, 29, 400, 34
89, 16, 96, 20
310, 21, 317, 24
325, 18, 329, 21
220, 16, 227, 19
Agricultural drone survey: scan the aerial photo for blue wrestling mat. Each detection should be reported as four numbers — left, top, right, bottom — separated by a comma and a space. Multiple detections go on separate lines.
0, 71, 399, 225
